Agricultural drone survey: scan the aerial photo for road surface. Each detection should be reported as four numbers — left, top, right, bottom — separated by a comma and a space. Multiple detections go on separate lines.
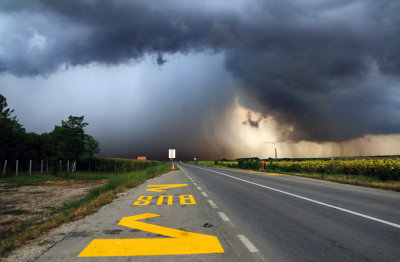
34, 163, 400, 261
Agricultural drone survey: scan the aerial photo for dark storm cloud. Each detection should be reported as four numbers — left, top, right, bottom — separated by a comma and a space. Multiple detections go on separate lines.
1, 0, 400, 143
223, 0, 400, 142
242, 112, 263, 128
156, 54, 167, 66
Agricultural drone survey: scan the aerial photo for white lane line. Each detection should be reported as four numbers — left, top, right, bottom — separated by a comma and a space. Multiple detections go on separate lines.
190, 165, 400, 230
238, 235, 259, 253
201, 192, 208, 198
180, 167, 190, 178
193, 182, 198, 186
208, 199, 218, 209
197, 186, 202, 191
218, 212, 230, 222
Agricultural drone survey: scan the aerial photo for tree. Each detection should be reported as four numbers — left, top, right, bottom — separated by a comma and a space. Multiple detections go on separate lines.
0, 94, 100, 175
84, 135, 100, 158
50, 115, 88, 175
0, 94, 14, 119
0, 94, 25, 160
54, 117, 85, 158
84, 134, 100, 172
62, 115, 88, 130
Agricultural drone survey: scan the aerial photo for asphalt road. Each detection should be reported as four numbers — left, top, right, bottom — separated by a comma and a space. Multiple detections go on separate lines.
179, 164, 400, 262
34, 164, 400, 262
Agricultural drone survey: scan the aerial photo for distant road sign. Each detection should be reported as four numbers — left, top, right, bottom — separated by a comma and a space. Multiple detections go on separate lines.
169, 149, 176, 159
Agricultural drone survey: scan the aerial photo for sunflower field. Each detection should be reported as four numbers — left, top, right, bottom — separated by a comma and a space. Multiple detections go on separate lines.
190, 158, 400, 181
267, 158, 400, 180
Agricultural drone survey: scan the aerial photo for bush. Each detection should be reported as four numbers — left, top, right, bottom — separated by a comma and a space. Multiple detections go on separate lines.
78, 158, 160, 173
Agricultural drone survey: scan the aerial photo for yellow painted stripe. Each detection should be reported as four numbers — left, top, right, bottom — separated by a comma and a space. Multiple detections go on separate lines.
78, 213, 224, 257
146, 184, 188, 192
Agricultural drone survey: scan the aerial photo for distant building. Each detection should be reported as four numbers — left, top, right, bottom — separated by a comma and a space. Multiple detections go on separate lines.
138, 156, 146, 160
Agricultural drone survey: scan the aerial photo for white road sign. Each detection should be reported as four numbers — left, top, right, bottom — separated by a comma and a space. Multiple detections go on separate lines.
169, 149, 176, 159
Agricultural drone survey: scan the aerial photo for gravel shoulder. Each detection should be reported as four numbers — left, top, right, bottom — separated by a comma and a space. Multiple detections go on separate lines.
0, 180, 106, 262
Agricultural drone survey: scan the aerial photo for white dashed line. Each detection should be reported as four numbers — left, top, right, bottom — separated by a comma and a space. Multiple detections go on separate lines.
238, 235, 259, 253
197, 186, 202, 191
201, 192, 208, 198
193, 183, 198, 186
207, 199, 218, 209
190, 165, 400, 230
218, 212, 230, 222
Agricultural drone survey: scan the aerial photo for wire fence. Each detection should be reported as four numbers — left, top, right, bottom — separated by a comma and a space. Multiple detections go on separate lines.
1, 158, 160, 176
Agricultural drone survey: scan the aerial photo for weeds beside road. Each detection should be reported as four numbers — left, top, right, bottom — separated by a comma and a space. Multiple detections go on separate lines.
0, 162, 171, 257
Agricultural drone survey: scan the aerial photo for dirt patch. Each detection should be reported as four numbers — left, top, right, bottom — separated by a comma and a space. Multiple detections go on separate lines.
0, 180, 106, 232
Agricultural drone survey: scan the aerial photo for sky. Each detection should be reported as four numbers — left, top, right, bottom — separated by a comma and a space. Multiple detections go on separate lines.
1, 0, 400, 160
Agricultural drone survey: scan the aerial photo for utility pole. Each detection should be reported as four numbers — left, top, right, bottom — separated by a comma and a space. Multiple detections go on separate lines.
275, 148, 277, 159
2, 160, 7, 176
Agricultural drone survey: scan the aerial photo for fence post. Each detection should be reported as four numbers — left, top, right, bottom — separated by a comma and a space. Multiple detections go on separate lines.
2, 160, 7, 176
67, 160, 70, 174
29, 160, 32, 176
72, 160, 76, 172
16, 160, 18, 176
59, 160, 62, 173
41, 160, 43, 174
46, 160, 48, 172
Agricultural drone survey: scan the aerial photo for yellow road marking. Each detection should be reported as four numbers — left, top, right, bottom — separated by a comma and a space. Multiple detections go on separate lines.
133, 195, 197, 206
133, 196, 153, 205
157, 195, 173, 205
78, 213, 224, 257
146, 184, 188, 192
179, 194, 196, 205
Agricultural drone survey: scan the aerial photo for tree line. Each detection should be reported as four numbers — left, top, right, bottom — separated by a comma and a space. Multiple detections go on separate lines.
0, 94, 99, 172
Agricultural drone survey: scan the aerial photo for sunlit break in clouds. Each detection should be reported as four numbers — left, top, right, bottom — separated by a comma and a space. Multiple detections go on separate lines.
1, 0, 400, 159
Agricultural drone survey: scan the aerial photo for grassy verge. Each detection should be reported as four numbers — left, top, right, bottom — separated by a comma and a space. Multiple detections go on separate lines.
0, 162, 171, 256
190, 162, 400, 192
0, 172, 117, 186
280, 171, 400, 191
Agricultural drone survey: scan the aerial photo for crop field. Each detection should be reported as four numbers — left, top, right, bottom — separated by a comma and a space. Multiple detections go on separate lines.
78, 158, 160, 174
266, 158, 400, 180
189, 158, 400, 182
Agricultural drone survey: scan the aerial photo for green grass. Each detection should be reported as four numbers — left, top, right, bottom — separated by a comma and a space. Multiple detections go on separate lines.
1, 210, 31, 215
282, 171, 400, 191
0, 172, 117, 187
0, 220, 13, 226
0, 162, 171, 257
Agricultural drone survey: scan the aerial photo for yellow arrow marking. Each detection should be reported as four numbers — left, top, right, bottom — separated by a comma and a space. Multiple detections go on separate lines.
78, 213, 224, 257
146, 184, 188, 192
